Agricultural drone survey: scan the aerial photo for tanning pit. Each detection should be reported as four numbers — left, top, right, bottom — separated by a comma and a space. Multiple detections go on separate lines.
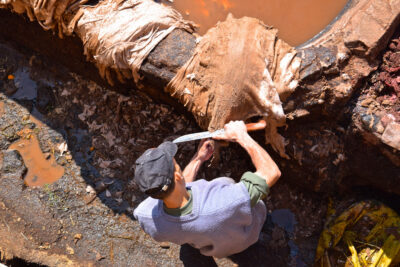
0, 0, 399, 266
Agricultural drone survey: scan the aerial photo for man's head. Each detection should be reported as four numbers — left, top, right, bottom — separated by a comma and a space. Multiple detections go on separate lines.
134, 142, 183, 199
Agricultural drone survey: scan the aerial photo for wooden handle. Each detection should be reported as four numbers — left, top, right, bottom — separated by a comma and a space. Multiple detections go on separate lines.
245, 119, 266, 132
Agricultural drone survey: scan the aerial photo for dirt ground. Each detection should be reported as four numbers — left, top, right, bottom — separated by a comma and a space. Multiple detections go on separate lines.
0, 17, 399, 267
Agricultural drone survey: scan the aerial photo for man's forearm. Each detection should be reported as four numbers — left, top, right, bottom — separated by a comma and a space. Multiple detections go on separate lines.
237, 134, 281, 187
182, 156, 203, 183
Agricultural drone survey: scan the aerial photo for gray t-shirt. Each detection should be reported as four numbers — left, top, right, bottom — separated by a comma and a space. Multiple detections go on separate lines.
163, 172, 268, 216
134, 177, 266, 258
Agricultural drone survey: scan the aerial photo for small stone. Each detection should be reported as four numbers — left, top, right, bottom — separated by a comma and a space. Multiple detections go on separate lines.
95, 251, 105, 261
381, 114, 395, 128
86, 185, 96, 194
22, 114, 29, 121
159, 242, 170, 249
294, 109, 310, 118
95, 181, 106, 192
54, 108, 63, 114
375, 123, 384, 134
66, 245, 74, 255
381, 122, 400, 150
361, 98, 373, 107
74, 233, 82, 244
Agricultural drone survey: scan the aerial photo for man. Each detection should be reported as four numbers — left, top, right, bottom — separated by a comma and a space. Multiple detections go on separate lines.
133, 120, 281, 258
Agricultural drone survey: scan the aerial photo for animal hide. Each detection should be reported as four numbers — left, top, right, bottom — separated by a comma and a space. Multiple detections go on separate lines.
167, 15, 301, 158
1, 0, 194, 83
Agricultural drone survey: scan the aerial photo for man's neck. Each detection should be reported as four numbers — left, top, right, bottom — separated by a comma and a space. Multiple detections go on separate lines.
163, 188, 190, 209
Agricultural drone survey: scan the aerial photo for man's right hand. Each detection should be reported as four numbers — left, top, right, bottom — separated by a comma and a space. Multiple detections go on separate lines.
213, 120, 249, 143
213, 120, 282, 188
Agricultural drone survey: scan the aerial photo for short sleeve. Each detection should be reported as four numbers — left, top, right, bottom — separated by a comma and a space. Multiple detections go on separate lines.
240, 172, 269, 207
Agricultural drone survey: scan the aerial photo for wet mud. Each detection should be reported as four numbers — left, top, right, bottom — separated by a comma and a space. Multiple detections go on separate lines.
166, 0, 348, 46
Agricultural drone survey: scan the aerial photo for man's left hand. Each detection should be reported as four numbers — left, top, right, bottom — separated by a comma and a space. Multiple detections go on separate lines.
196, 139, 214, 162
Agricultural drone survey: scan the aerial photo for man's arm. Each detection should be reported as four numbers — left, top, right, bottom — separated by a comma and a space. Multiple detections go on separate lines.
182, 140, 214, 183
214, 121, 281, 187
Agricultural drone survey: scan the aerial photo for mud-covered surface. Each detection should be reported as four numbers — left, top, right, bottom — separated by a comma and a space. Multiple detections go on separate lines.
0, 39, 330, 266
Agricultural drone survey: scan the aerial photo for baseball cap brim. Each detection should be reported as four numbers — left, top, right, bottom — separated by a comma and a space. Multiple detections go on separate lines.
157, 141, 178, 157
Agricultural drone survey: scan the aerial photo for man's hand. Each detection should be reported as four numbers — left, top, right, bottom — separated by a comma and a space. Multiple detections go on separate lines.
214, 120, 281, 188
182, 139, 214, 183
195, 139, 214, 162
213, 120, 249, 142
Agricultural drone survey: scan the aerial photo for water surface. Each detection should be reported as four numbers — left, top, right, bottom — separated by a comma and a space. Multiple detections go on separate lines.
169, 0, 348, 46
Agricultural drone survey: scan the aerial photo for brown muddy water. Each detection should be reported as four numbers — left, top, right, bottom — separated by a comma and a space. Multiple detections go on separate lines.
167, 0, 348, 46
9, 131, 64, 187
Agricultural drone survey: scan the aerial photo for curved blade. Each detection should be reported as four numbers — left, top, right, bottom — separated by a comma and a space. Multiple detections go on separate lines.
172, 129, 224, 143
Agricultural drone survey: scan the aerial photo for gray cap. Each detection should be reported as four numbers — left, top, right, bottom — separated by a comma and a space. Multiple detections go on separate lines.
134, 142, 178, 196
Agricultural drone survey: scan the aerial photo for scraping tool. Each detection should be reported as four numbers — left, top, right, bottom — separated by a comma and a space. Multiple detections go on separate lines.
172, 120, 266, 143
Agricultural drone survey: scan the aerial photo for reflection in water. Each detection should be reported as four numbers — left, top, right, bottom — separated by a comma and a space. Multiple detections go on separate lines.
11, 68, 37, 100
9, 130, 64, 187
169, 0, 348, 46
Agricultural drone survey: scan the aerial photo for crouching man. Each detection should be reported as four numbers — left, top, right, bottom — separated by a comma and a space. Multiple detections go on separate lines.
133, 121, 281, 258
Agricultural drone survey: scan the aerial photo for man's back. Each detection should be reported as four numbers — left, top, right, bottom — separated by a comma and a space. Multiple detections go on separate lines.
134, 177, 266, 258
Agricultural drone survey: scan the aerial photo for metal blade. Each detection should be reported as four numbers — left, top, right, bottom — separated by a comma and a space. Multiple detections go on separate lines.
172, 129, 224, 143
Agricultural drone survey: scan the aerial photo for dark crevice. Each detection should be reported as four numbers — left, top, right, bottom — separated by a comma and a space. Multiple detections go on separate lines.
1, 257, 46, 267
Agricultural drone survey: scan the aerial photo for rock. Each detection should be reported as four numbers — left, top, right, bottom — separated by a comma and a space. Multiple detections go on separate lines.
74, 233, 82, 244
66, 245, 74, 255
159, 242, 170, 249
1, 150, 26, 175
382, 122, 400, 150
